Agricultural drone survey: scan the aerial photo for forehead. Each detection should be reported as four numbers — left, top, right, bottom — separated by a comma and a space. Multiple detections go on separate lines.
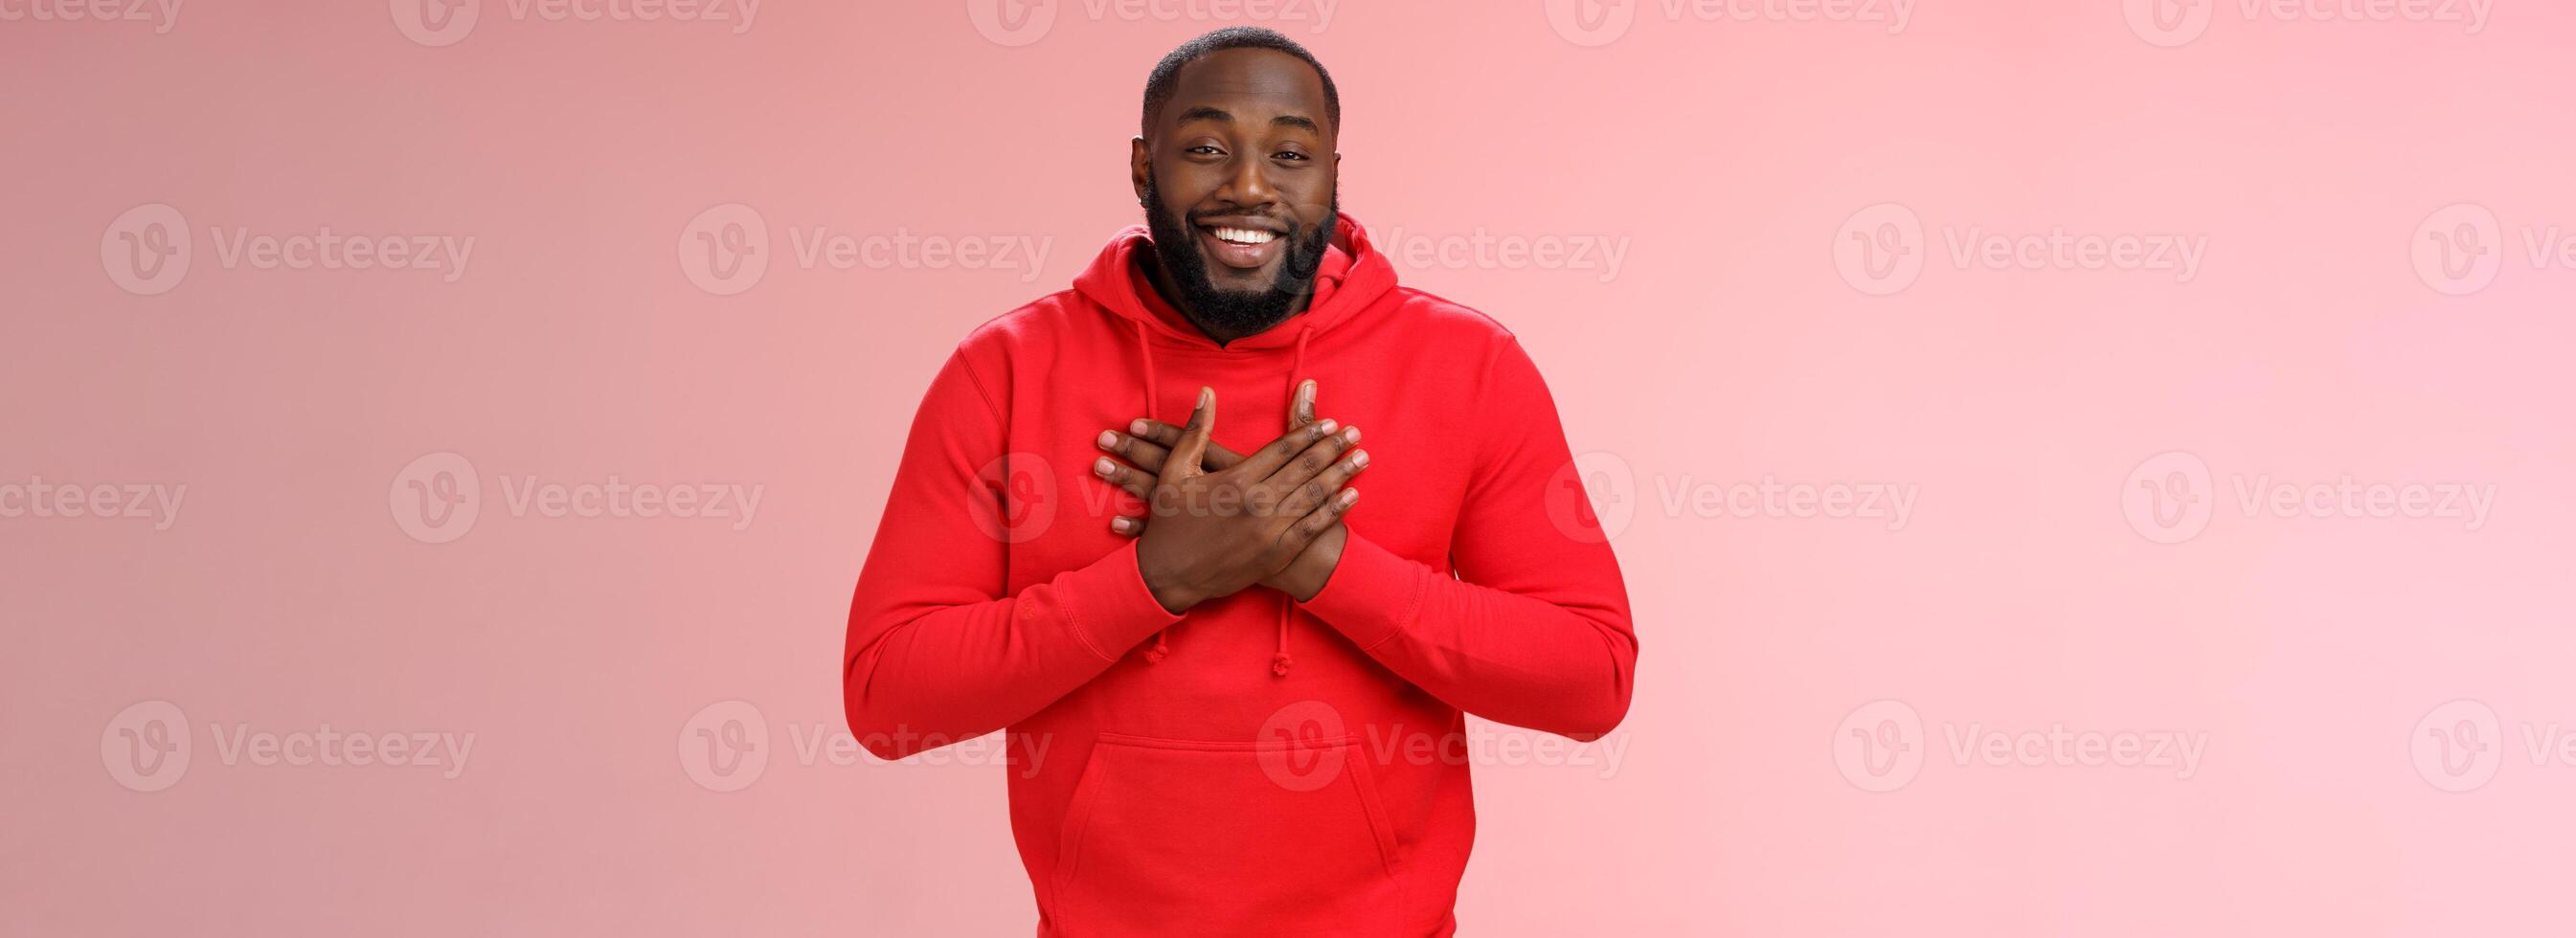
1163, 47, 1329, 130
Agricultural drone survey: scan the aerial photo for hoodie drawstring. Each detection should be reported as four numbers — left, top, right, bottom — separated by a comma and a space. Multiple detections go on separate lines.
1135, 321, 1172, 664
1130, 321, 1319, 679
1272, 326, 1314, 678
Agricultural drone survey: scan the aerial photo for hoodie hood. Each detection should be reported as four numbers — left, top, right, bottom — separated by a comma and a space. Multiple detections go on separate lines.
1069, 212, 1399, 678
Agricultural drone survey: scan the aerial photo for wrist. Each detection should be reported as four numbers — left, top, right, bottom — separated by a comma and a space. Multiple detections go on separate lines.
1276, 525, 1347, 602
1144, 576, 1199, 614
1136, 547, 1198, 614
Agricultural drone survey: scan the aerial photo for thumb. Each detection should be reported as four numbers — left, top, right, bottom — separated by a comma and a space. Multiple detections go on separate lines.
1163, 387, 1215, 480
1290, 379, 1317, 428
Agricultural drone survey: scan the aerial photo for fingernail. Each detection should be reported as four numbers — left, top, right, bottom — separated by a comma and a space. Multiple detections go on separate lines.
1344, 427, 1362, 444
1130, 419, 1150, 436
1095, 458, 1115, 476
1198, 387, 1213, 407
1318, 418, 1339, 436
1342, 488, 1360, 505
1111, 517, 1133, 533
1351, 450, 1369, 468
1097, 431, 1119, 450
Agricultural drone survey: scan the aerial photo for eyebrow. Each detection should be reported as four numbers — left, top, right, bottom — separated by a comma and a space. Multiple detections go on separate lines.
1174, 105, 1322, 135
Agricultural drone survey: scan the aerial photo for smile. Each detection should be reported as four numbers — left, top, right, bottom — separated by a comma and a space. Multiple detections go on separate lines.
1196, 223, 1284, 270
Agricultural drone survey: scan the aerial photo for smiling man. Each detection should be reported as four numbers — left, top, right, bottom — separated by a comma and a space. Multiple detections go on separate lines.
844, 28, 1638, 936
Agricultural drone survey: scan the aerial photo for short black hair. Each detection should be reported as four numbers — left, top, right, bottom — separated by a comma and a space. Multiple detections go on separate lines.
1140, 27, 1339, 141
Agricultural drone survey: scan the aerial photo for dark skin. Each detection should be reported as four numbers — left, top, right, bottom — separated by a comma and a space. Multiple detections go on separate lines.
1106, 48, 1365, 612
1129, 47, 1341, 344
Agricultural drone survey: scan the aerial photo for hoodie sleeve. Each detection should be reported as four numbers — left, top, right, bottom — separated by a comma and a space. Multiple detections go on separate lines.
843, 347, 1183, 760
1297, 338, 1638, 741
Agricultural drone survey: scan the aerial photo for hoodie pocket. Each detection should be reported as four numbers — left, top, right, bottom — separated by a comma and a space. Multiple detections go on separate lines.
1051, 732, 1404, 936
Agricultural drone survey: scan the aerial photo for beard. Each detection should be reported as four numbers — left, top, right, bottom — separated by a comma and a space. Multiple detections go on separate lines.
1141, 177, 1338, 340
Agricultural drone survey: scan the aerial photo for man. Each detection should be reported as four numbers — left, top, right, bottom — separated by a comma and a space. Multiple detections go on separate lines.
845, 27, 1638, 936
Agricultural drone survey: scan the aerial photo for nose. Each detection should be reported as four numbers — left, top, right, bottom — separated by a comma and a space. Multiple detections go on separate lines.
1213, 153, 1279, 210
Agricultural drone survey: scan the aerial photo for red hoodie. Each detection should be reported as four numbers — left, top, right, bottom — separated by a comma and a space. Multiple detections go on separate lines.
844, 214, 1638, 937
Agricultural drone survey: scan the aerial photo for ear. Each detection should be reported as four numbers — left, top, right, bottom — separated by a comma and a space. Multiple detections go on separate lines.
1131, 136, 1152, 205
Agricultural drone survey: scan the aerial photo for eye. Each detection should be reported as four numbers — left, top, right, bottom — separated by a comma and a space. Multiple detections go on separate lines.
1185, 145, 1225, 157
1272, 150, 1310, 161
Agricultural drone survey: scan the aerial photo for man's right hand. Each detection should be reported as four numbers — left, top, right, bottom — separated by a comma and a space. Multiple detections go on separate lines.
1094, 379, 1360, 600
1130, 387, 1364, 614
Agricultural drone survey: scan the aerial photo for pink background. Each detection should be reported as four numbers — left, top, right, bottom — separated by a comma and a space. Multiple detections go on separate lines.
8, 1, 2575, 934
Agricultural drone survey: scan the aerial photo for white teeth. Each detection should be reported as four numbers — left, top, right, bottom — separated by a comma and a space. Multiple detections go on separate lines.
1210, 227, 1276, 245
